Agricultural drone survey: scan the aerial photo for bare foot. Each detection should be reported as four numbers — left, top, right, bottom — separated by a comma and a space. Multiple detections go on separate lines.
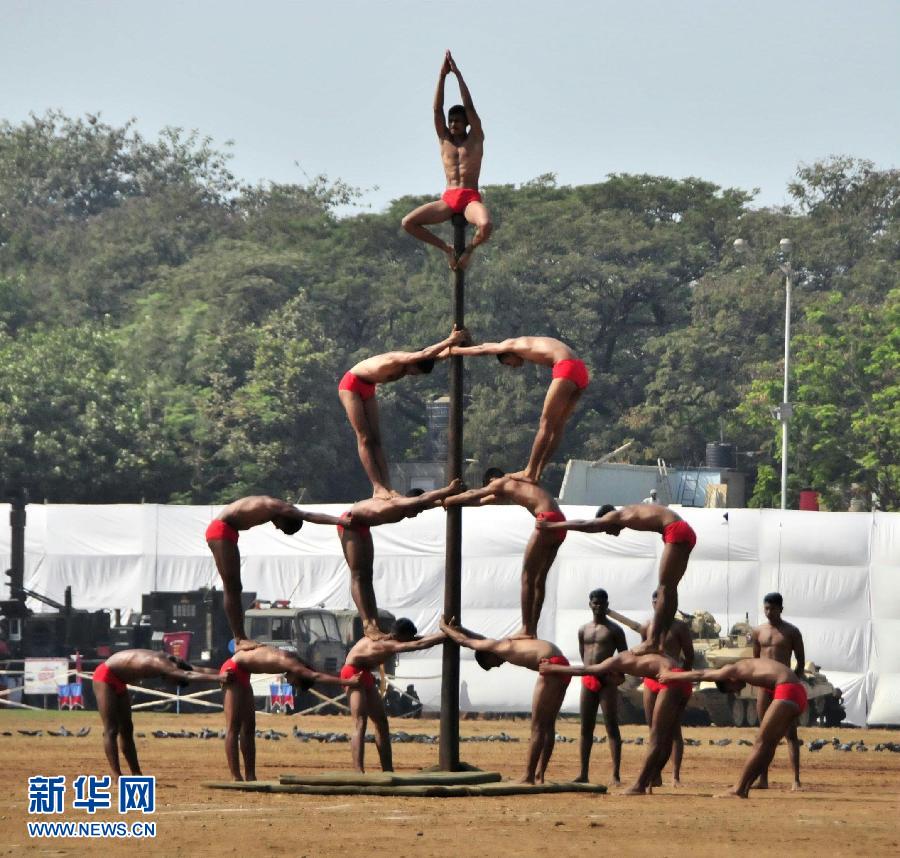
623, 784, 646, 796
234, 639, 261, 652
510, 629, 537, 640
672, 779, 683, 788
363, 622, 388, 642
791, 782, 803, 792
506, 470, 537, 483
515, 775, 536, 785
610, 777, 622, 788
751, 779, 769, 790
651, 774, 663, 788
631, 639, 662, 657
573, 775, 589, 784
715, 790, 746, 799
446, 247, 459, 270
456, 245, 475, 270
372, 487, 393, 500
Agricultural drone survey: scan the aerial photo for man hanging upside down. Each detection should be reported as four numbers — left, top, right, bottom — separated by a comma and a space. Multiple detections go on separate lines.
537, 503, 696, 654
401, 50, 491, 270
451, 335, 588, 483
541, 649, 690, 794
341, 619, 445, 773
441, 617, 572, 784
206, 496, 348, 649
93, 649, 223, 777
219, 645, 359, 782
658, 657, 809, 798
443, 468, 568, 638
339, 327, 467, 499
337, 479, 464, 640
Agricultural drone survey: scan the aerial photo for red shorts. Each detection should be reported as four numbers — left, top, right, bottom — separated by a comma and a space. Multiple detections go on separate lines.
206, 519, 239, 544
544, 655, 571, 687
338, 371, 377, 401
662, 520, 697, 550
336, 509, 371, 538
341, 663, 376, 690
536, 510, 567, 544
93, 662, 127, 696
646, 668, 693, 699
219, 658, 251, 689
551, 359, 590, 390
773, 682, 808, 714
581, 674, 605, 694
441, 187, 482, 214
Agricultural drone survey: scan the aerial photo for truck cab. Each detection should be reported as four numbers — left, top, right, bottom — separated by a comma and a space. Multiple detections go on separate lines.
244, 607, 346, 676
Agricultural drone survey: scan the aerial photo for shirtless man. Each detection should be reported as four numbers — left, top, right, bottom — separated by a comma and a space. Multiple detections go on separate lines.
219, 645, 358, 782
538, 503, 696, 654
541, 650, 691, 795
576, 588, 627, 785
451, 336, 588, 483
401, 50, 491, 270
608, 591, 694, 786
658, 657, 808, 798
339, 327, 467, 498
341, 618, 445, 772
441, 618, 571, 784
443, 468, 568, 637
751, 592, 806, 790
92, 649, 223, 776
206, 496, 348, 648
337, 480, 464, 640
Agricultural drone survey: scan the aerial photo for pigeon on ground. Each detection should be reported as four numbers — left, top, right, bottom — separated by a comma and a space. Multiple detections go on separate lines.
807, 739, 826, 751
18, 730, 42, 737
711, 738, 731, 747
48, 726, 73, 737
76, 726, 91, 737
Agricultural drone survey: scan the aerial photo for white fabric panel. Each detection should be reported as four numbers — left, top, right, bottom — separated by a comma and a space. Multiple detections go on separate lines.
6, 503, 900, 723
868, 673, 900, 725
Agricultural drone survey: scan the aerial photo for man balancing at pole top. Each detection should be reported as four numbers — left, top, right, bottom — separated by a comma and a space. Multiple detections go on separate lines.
339, 326, 468, 499
337, 479, 464, 641
541, 649, 692, 795
450, 335, 589, 483
657, 657, 809, 799
341, 618, 445, 773
401, 49, 491, 271
206, 496, 350, 649
219, 644, 359, 782
537, 503, 696, 655
443, 468, 568, 639
440, 617, 572, 785
93, 649, 224, 777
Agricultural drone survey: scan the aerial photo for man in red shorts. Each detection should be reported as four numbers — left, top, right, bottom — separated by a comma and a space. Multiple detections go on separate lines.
340, 326, 467, 499
401, 50, 491, 270
219, 645, 358, 782
538, 503, 696, 654
658, 657, 809, 798
451, 335, 588, 483
575, 588, 628, 785
93, 649, 223, 777
341, 618, 445, 773
751, 591, 806, 790
440, 617, 572, 784
444, 468, 568, 638
206, 496, 349, 649
337, 479, 464, 640
608, 590, 694, 786
541, 649, 690, 794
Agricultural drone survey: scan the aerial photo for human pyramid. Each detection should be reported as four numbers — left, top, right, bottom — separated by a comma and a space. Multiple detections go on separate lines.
91, 51, 810, 800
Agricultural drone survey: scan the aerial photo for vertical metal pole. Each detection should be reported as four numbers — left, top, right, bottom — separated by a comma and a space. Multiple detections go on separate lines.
9, 490, 26, 601
780, 268, 792, 510
439, 214, 466, 770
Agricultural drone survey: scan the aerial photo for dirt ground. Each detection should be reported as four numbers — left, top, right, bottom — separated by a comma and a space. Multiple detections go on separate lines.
1, 708, 898, 858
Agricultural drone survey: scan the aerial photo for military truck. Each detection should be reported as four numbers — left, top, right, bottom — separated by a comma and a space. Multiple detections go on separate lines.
244, 606, 347, 677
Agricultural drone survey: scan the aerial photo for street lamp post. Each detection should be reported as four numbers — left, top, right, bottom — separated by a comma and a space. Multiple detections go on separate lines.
734, 237, 794, 510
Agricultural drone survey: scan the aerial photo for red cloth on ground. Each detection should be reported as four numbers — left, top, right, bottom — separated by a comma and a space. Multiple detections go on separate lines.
536, 509, 567, 544
441, 187, 482, 213
551, 358, 590, 390
661, 519, 697, 549
219, 657, 251, 689
336, 509, 371, 539
581, 674, 605, 693
338, 371, 377, 401
340, 663, 376, 690
205, 519, 239, 544
773, 681, 808, 714
93, 662, 127, 696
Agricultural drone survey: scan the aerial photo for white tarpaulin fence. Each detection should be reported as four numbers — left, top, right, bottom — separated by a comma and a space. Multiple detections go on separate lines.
2, 504, 898, 725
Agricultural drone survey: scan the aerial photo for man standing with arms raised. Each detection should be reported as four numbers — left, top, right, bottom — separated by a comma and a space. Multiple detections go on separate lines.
402, 50, 491, 270
751, 592, 806, 791
576, 588, 627, 785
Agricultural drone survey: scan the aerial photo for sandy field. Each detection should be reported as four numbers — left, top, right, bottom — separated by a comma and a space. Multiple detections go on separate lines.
1, 709, 898, 858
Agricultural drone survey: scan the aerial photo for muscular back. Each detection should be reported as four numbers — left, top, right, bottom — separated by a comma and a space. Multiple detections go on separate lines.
441, 132, 484, 189
493, 637, 560, 671
607, 503, 681, 534
488, 477, 560, 517
506, 337, 575, 366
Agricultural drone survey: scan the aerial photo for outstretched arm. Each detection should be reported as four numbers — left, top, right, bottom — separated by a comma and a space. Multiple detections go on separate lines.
535, 517, 604, 533
442, 484, 498, 508
658, 665, 732, 684
451, 339, 518, 358
447, 51, 482, 136
398, 327, 468, 366
388, 631, 447, 654
434, 52, 451, 138
607, 609, 643, 634
157, 660, 223, 684
439, 618, 500, 653
299, 510, 351, 527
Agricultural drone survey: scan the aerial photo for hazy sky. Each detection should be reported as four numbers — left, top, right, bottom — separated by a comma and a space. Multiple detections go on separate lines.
2, 1, 898, 213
